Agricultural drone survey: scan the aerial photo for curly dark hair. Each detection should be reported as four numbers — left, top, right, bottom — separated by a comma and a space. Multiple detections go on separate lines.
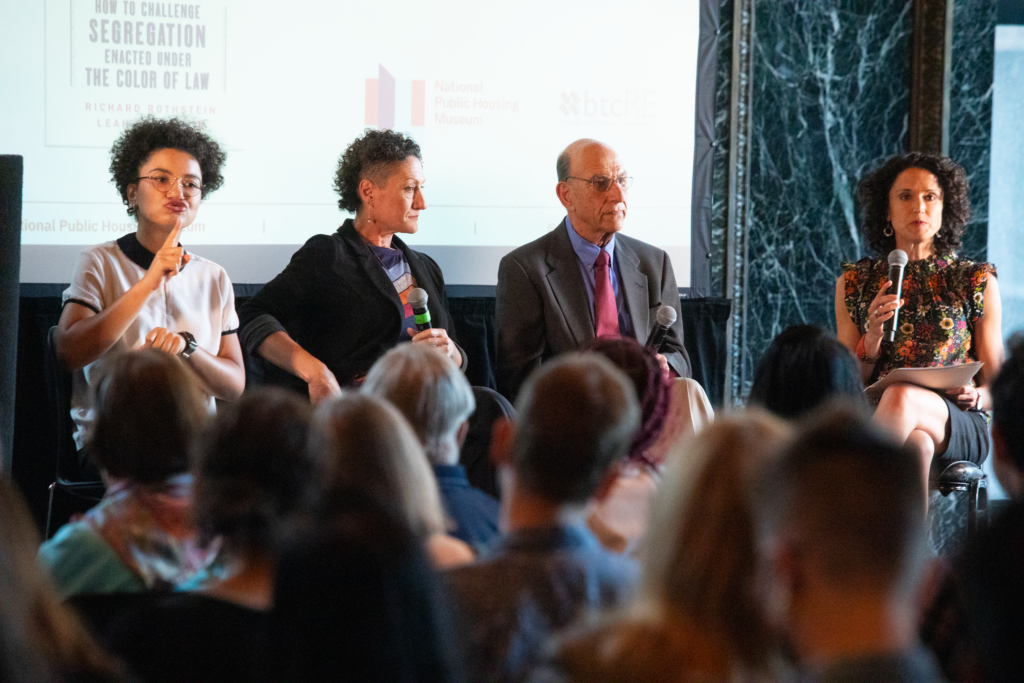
109, 115, 226, 218
333, 129, 422, 213
857, 152, 971, 257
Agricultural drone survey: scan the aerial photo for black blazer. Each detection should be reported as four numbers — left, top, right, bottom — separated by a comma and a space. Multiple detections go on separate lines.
238, 219, 464, 390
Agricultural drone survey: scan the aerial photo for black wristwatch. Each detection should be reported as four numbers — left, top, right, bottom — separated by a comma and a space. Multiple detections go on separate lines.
179, 331, 199, 360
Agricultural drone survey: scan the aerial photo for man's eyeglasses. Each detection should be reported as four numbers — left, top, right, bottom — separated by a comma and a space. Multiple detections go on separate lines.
137, 175, 203, 197
565, 175, 633, 193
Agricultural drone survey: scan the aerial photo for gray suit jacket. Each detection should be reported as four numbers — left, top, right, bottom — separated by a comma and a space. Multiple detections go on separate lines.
496, 220, 691, 398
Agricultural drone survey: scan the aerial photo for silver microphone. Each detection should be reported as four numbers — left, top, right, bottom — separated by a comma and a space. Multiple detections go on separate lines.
408, 288, 432, 332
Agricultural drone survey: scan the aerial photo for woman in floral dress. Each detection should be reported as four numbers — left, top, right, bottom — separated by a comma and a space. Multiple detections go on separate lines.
834, 153, 1004, 492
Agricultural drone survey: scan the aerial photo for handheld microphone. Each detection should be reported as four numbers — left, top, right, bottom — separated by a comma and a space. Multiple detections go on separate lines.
882, 249, 909, 343
408, 287, 433, 332
646, 305, 677, 352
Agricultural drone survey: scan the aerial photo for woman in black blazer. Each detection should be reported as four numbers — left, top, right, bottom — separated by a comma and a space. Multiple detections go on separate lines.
238, 130, 464, 402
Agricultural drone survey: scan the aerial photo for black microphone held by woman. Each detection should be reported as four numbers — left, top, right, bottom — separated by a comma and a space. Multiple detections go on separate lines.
882, 249, 908, 342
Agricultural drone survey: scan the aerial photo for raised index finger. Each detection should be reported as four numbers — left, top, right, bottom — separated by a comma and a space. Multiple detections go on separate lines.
162, 217, 183, 250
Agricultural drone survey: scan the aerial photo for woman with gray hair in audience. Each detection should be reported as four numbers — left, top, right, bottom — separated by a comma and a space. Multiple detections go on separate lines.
308, 392, 474, 568
363, 345, 500, 552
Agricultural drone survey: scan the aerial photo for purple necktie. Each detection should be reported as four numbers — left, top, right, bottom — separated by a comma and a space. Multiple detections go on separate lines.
594, 249, 620, 339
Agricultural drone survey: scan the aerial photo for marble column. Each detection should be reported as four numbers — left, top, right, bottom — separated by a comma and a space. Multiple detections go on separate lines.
740, 1, 914, 397
709, 0, 734, 298
949, 0, 996, 262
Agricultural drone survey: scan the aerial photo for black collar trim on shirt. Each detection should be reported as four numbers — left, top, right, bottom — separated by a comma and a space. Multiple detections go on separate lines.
116, 232, 188, 272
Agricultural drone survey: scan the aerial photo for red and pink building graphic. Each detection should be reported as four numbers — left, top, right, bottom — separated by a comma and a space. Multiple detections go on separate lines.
365, 64, 425, 129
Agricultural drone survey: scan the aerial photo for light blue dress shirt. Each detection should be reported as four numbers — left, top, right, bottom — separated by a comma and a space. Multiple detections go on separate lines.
564, 216, 635, 338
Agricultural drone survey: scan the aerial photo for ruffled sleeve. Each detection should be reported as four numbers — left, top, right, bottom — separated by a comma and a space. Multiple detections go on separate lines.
965, 261, 997, 324
840, 258, 875, 331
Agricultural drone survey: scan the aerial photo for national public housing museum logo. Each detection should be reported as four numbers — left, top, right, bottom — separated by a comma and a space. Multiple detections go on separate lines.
365, 64, 425, 129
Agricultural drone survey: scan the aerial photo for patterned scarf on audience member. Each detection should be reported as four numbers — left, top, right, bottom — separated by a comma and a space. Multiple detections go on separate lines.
83, 473, 220, 590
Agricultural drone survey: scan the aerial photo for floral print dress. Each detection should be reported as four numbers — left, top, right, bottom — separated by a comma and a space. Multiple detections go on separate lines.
841, 253, 994, 385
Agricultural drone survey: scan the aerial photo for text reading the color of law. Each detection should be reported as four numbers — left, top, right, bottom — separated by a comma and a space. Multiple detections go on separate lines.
86, 1, 209, 91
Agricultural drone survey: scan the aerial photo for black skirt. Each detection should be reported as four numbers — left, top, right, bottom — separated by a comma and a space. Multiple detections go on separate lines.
937, 393, 990, 465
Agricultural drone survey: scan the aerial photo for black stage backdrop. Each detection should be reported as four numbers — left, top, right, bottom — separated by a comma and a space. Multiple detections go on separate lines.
0, 156, 23, 471
13, 284, 728, 530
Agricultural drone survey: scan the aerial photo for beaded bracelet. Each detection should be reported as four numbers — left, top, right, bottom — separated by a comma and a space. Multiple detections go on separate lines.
856, 335, 879, 364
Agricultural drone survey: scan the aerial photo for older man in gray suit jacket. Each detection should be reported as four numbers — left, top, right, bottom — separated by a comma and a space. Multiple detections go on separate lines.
496, 139, 691, 399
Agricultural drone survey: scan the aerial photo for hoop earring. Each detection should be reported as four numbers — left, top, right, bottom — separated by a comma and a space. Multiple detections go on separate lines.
884, 222, 894, 237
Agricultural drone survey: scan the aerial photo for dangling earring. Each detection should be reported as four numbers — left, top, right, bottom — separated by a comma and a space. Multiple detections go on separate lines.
884, 221, 894, 237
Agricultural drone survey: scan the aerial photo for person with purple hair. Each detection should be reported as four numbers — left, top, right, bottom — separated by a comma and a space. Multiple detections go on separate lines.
583, 338, 713, 553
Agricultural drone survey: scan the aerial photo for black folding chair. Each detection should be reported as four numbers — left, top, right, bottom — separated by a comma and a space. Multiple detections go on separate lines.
44, 326, 105, 538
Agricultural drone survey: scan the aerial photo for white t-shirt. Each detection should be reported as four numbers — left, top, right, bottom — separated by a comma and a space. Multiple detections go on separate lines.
62, 234, 239, 449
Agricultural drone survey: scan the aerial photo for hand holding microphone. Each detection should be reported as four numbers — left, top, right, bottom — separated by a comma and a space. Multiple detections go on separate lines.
863, 249, 907, 357
881, 249, 908, 342
406, 287, 458, 361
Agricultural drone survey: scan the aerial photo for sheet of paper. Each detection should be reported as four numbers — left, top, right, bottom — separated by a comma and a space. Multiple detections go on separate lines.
865, 362, 983, 399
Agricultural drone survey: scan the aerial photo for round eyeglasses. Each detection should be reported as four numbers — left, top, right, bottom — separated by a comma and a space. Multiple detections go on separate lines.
136, 174, 203, 197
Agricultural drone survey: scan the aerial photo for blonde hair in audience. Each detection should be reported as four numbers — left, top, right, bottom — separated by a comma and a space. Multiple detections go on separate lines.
557, 410, 791, 681
309, 392, 447, 537
640, 410, 792, 666
643, 409, 786, 663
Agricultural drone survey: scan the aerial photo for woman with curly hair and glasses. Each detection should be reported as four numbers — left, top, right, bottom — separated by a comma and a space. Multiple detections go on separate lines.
834, 153, 1004, 492
238, 128, 465, 403
55, 116, 244, 474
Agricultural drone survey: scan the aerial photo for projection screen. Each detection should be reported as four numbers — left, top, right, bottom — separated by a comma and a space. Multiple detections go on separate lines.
3, 0, 704, 287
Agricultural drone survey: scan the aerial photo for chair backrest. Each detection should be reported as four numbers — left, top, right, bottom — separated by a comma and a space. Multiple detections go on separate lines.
44, 326, 86, 483
460, 386, 516, 499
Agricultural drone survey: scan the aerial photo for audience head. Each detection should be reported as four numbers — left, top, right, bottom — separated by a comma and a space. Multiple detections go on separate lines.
0, 477, 121, 681
363, 344, 476, 467
858, 152, 970, 257
307, 392, 446, 538
109, 115, 226, 219
272, 496, 461, 682
551, 412, 791, 681
748, 325, 865, 420
333, 128, 423, 214
641, 410, 792, 668
754, 404, 929, 656
583, 338, 670, 463
506, 353, 640, 505
90, 349, 207, 483
192, 388, 314, 559
991, 334, 1024, 496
